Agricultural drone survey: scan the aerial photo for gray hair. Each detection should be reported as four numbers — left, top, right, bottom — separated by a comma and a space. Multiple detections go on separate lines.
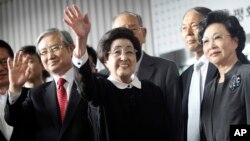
36, 28, 74, 47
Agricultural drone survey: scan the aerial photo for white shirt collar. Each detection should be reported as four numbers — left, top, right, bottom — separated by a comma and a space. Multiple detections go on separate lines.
107, 74, 141, 89
52, 67, 74, 86
197, 54, 208, 64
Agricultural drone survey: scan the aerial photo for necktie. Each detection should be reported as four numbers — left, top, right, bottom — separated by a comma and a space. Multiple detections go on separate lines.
187, 61, 204, 141
57, 78, 67, 122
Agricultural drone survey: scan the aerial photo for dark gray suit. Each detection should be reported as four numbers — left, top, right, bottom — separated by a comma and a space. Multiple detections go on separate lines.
5, 81, 95, 141
180, 62, 218, 141
201, 62, 250, 141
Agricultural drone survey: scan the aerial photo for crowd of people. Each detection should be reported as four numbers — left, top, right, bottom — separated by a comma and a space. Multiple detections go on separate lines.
0, 4, 249, 141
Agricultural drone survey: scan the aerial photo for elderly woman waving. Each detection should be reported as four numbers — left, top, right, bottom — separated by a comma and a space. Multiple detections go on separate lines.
64, 5, 169, 141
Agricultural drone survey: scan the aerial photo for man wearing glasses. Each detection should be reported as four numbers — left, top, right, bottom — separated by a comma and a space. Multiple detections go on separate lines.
5, 28, 96, 141
0, 40, 14, 141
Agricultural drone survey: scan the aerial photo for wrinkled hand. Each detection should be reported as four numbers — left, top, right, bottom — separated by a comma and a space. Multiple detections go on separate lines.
8, 51, 30, 94
64, 4, 91, 39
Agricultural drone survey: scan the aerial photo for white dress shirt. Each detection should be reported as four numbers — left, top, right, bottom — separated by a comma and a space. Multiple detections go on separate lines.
196, 55, 209, 100
0, 93, 13, 141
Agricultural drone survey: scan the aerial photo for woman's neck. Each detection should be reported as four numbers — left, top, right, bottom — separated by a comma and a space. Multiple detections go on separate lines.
217, 58, 238, 83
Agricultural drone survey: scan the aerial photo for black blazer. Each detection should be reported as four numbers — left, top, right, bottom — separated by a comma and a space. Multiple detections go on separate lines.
1, 89, 32, 141
5, 81, 95, 141
180, 62, 218, 141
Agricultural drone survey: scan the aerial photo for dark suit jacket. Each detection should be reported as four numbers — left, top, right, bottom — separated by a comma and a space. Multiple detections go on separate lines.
137, 52, 181, 141
201, 62, 250, 141
1, 89, 32, 141
5, 81, 95, 141
180, 62, 218, 141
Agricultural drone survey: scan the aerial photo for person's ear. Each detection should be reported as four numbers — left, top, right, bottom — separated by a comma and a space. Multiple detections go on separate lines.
232, 37, 239, 49
141, 27, 147, 39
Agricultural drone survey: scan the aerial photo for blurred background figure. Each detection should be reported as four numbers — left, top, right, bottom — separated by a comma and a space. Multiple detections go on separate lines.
19, 45, 45, 88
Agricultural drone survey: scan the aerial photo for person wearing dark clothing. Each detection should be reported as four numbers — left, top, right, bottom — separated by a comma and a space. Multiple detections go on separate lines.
64, 5, 170, 141
198, 10, 250, 141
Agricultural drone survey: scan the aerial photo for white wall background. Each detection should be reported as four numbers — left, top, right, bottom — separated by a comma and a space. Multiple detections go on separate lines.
151, 0, 250, 56
0, 0, 153, 69
1, 0, 249, 69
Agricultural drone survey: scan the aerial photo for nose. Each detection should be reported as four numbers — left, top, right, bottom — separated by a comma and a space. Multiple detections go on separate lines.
47, 51, 56, 59
186, 25, 194, 36
120, 52, 128, 61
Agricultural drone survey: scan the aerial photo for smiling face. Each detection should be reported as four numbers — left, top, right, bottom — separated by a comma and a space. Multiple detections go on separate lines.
104, 39, 137, 83
38, 33, 73, 76
181, 10, 203, 53
202, 23, 238, 66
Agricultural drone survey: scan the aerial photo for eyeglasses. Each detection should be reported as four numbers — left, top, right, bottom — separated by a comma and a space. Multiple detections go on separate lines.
128, 27, 143, 32
108, 49, 137, 58
0, 58, 7, 67
39, 44, 64, 56
202, 34, 231, 47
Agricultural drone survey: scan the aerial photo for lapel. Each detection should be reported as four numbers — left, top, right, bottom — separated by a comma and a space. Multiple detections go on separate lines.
44, 81, 61, 129
181, 65, 194, 119
58, 82, 82, 139
137, 52, 156, 79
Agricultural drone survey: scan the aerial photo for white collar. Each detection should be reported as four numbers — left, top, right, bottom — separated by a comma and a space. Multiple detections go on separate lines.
195, 54, 208, 64
107, 74, 141, 89
52, 67, 74, 86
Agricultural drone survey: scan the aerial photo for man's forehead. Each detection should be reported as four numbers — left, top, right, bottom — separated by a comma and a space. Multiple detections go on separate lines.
38, 33, 61, 45
182, 11, 202, 24
113, 15, 139, 27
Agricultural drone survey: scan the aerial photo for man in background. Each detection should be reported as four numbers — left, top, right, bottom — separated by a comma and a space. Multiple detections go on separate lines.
19, 45, 44, 88
180, 7, 217, 141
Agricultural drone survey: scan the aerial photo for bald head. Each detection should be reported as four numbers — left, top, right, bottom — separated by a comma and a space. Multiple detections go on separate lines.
112, 12, 147, 46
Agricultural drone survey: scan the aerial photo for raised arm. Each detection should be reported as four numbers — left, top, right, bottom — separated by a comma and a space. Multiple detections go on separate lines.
64, 4, 91, 59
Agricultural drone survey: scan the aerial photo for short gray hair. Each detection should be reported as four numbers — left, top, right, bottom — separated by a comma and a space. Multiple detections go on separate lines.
36, 28, 74, 47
